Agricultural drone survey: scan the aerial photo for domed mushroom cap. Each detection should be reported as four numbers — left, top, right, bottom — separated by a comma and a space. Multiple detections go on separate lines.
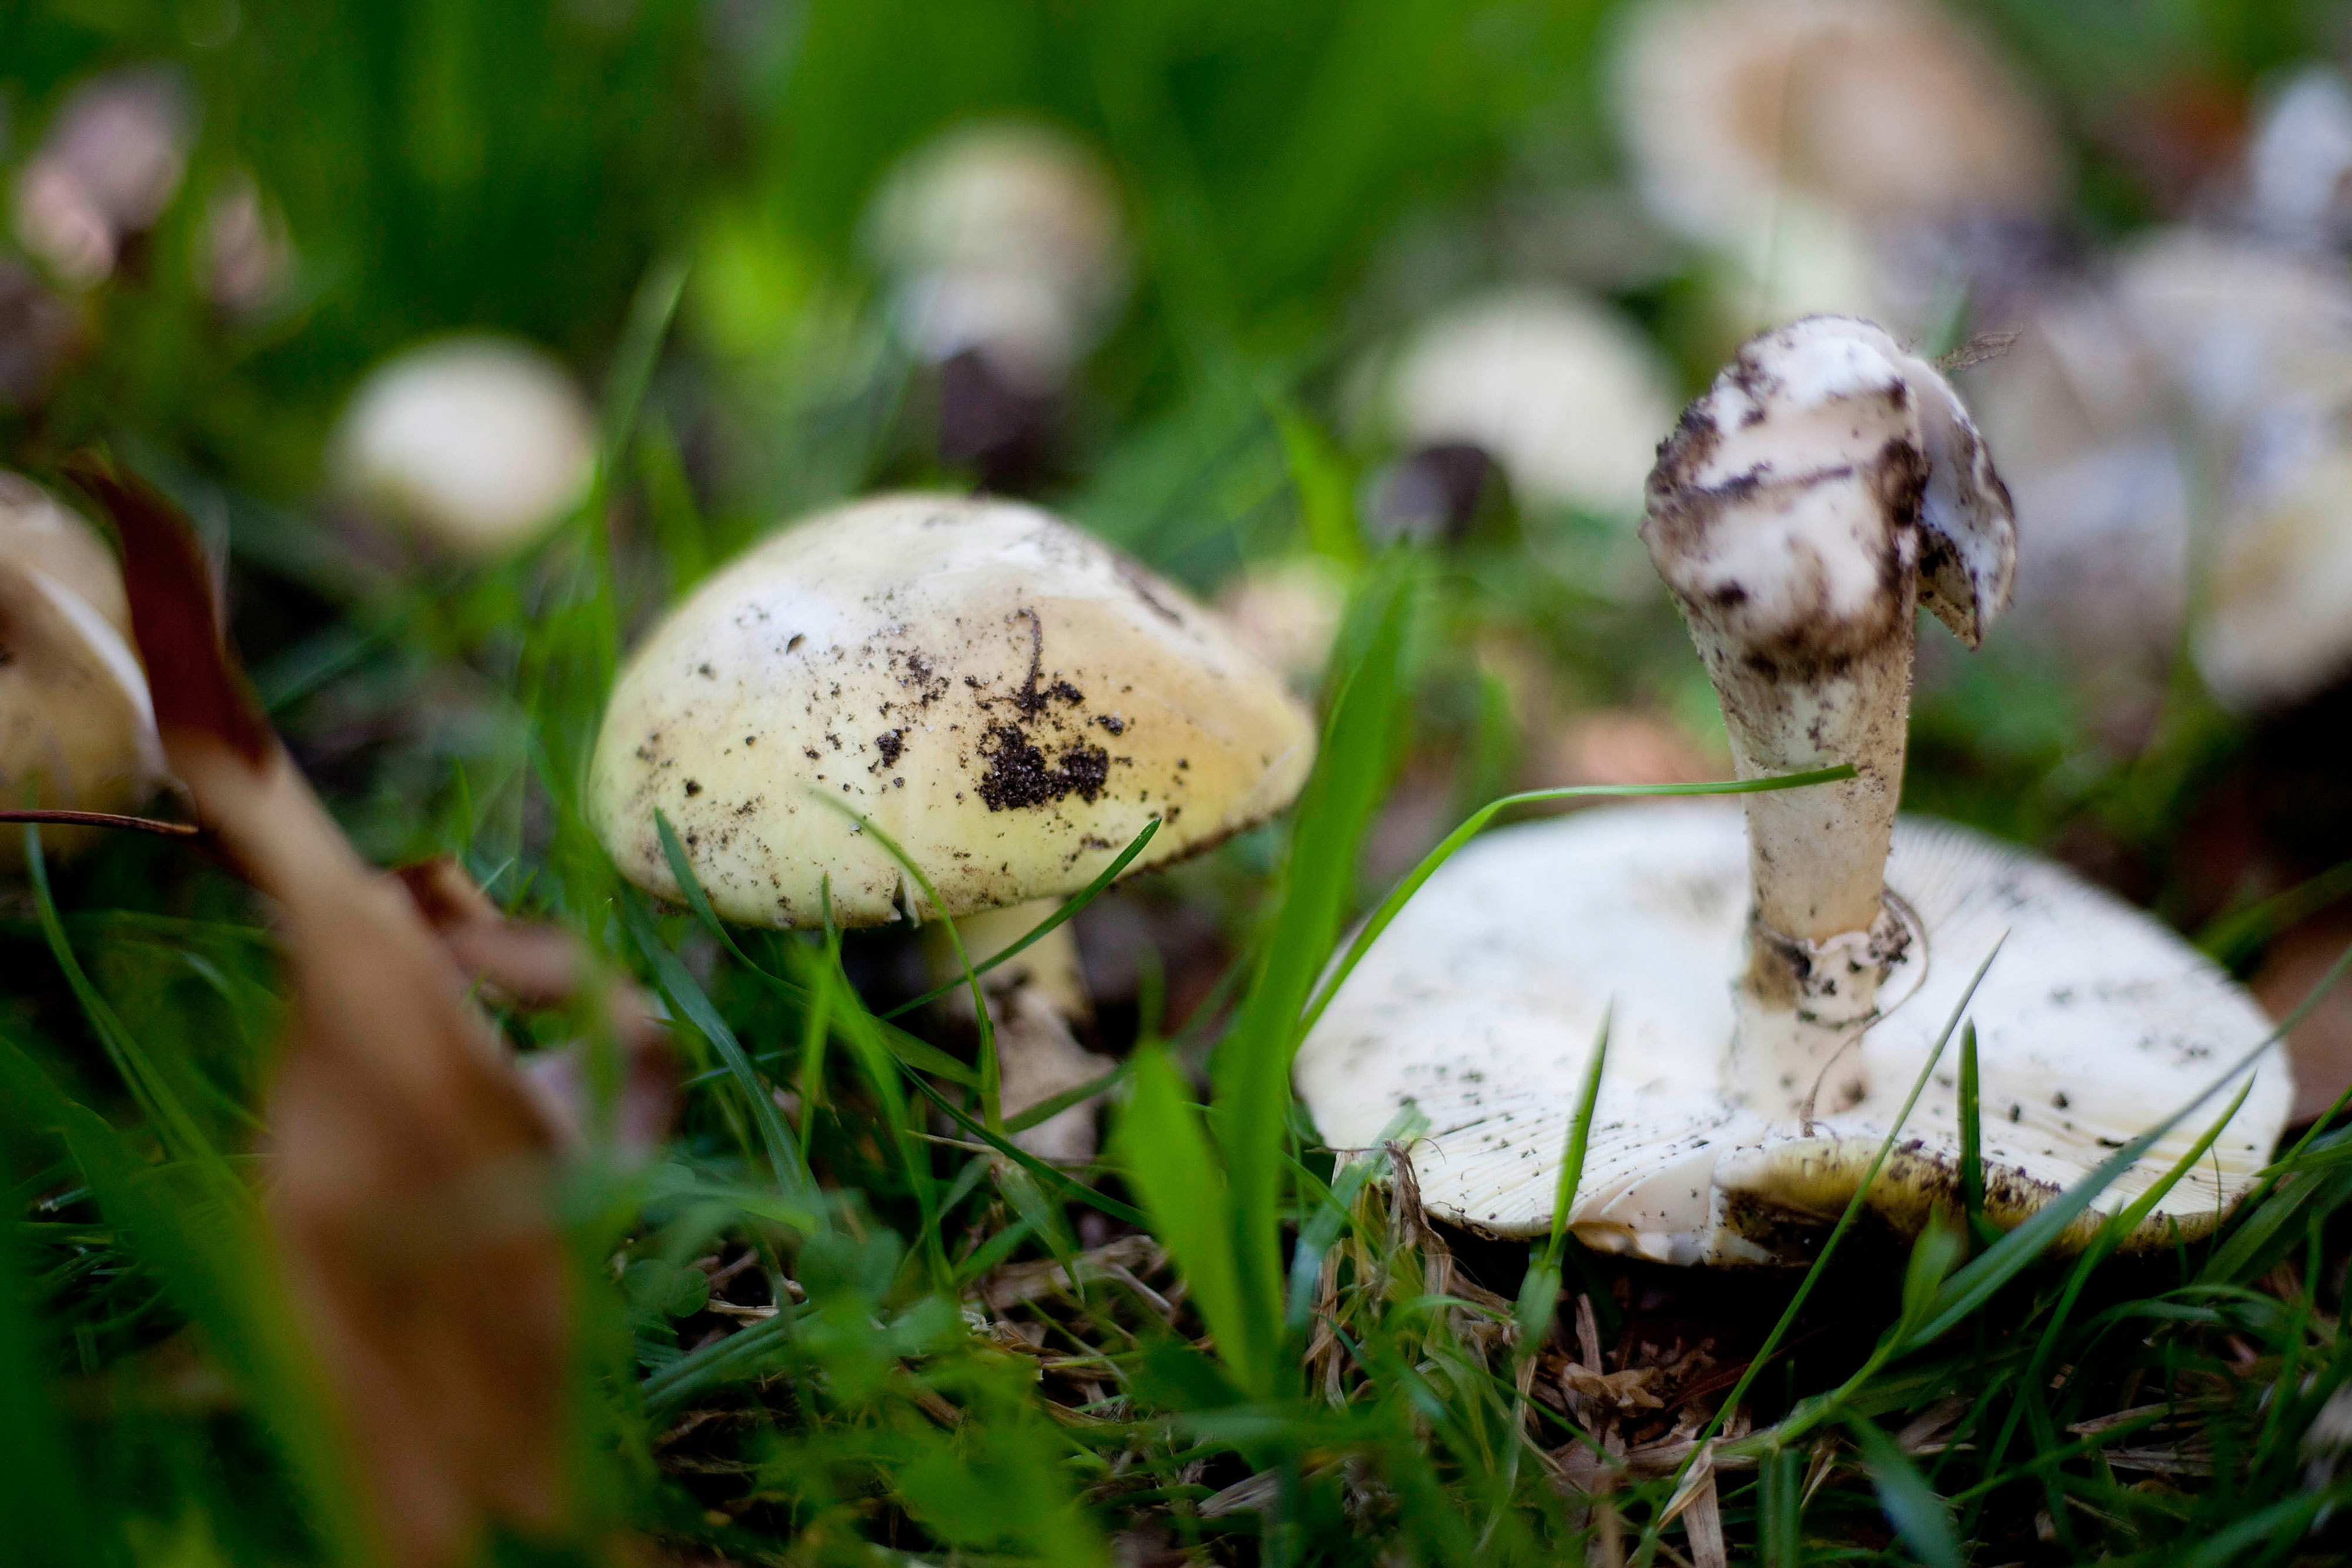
1382, 287, 1680, 519
590, 494, 1315, 927
1612, 0, 2060, 247
1295, 800, 2291, 1263
330, 336, 597, 559
864, 122, 1128, 389
0, 473, 159, 864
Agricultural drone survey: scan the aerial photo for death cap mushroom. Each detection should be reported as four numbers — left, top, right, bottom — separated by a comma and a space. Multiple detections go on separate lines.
1296, 317, 2291, 1263
0, 473, 162, 865
588, 493, 1315, 928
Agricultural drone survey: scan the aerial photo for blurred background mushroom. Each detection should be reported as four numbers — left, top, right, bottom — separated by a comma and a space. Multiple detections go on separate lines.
12, 63, 194, 289
862, 121, 1129, 492
328, 336, 600, 560
1609, 0, 2063, 337
1364, 286, 1677, 546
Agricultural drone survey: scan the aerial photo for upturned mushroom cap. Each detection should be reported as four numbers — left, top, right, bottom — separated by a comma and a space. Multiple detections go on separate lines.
1294, 800, 2294, 1263
864, 122, 1128, 390
330, 336, 597, 559
0, 473, 159, 864
589, 494, 1315, 927
1381, 287, 1680, 519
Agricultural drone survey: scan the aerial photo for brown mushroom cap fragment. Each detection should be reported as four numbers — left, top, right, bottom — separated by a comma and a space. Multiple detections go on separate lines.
589, 493, 1316, 927
1294, 801, 2293, 1263
0, 473, 159, 864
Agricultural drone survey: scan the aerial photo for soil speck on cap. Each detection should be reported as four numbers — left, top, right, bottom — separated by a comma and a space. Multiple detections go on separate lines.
684, 780, 702, 796
872, 729, 904, 770
975, 723, 1111, 810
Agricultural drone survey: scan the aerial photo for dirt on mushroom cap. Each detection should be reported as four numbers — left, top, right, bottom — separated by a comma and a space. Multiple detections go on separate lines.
589, 492, 1317, 927
1293, 800, 2293, 1263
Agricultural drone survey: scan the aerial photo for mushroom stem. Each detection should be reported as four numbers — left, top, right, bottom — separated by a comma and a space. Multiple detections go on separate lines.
937, 901, 1111, 1161
1641, 317, 2016, 1119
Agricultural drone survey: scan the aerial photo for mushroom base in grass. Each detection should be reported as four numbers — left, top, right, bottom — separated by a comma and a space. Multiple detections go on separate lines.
1294, 800, 2292, 1266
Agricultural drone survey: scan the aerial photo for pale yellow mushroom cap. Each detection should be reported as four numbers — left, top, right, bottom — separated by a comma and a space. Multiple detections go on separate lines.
589, 493, 1317, 927
0, 473, 160, 865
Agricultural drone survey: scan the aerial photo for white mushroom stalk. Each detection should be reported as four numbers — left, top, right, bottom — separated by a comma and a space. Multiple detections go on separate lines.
1643, 317, 2013, 1118
592, 494, 1314, 1155
0, 473, 162, 865
1295, 317, 2293, 1265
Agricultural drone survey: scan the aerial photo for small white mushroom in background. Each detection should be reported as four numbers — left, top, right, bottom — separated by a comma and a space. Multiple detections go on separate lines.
1295, 317, 2292, 1263
1955, 286, 2190, 729
1214, 554, 1351, 694
2243, 65, 2352, 253
0, 474, 162, 867
1373, 286, 1680, 530
12, 65, 194, 287
2105, 230, 2352, 711
1609, 0, 2061, 333
863, 123, 1128, 484
329, 336, 600, 561
590, 494, 1315, 1159
202, 173, 296, 317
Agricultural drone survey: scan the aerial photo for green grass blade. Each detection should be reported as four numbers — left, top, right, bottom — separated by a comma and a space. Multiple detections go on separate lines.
1543, 1007, 1612, 1272
622, 891, 808, 1194
809, 796, 1001, 1126
1912, 1023, 2288, 1346
1120, 1047, 1256, 1389
900, 1068, 1148, 1228
1847, 1418, 1963, 1568
882, 817, 1162, 1019
1957, 1019, 1987, 1245
1214, 564, 1414, 1395
1688, 938, 2005, 1466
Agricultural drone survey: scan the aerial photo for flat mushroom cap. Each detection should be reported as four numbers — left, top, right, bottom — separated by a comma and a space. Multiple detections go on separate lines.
0, 474, 159, 864
1295, 800, 2293, 1264
330, 336, 597, 559
590, 493, 1317, 927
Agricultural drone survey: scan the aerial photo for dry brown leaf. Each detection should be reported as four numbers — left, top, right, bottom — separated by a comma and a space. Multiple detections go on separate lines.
392, 855, 676, 1155
70, 456, 590, 1568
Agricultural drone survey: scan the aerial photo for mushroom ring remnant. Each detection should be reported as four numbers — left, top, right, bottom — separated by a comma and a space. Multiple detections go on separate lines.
590, 492, 1317, 927
1294, 800, 2293, 1265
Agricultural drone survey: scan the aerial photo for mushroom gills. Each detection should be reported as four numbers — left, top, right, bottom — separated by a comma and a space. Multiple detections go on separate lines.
1292, 800, 2292, 1265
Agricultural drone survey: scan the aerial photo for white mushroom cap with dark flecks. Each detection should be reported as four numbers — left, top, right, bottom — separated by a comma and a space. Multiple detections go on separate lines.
0, 473, 161, 865
330, 336, 598, 560
1293, 800, 2293, 1263
1381, 287, 1681, 519
589, 493, 1316, 927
